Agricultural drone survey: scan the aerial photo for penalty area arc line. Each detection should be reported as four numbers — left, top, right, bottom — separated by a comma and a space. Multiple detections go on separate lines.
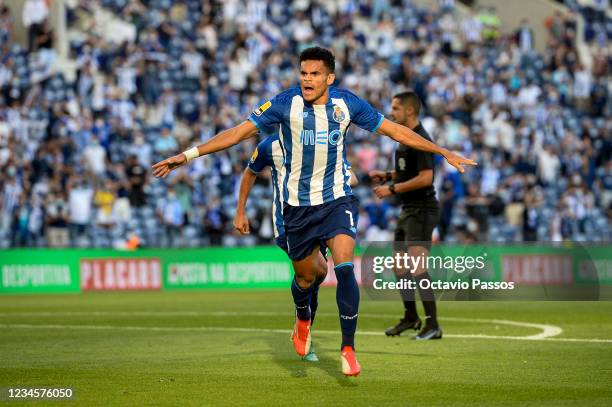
0, 311, 563, 340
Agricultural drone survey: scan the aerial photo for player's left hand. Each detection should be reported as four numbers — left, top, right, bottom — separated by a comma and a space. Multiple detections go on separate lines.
373, 185, 392, 199
233, 212, 250, 234
443, 150, 477, 173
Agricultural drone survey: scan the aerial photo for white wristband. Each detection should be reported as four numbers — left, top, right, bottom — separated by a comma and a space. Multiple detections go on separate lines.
183, 147, 200, 162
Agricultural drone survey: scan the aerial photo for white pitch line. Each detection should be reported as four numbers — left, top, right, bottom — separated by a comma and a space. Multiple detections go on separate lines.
439, 317, 563, 340
0, 323, 610, 344
0, 311, 563, 340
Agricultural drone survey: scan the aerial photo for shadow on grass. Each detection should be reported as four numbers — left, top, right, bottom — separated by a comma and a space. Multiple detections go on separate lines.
261, 333, 359, 387
316, 346, 430, 358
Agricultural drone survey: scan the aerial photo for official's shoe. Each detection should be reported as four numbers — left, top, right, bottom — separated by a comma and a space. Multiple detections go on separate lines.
384, 318, 422, 336
412, 326, 443, 340
302, 343, 319, 362
341, 346, 361, 376
291, 316, 311, 357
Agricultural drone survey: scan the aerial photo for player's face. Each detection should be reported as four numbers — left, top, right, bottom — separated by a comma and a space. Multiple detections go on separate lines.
300, 60, 335, 104
390, 98, 408, 124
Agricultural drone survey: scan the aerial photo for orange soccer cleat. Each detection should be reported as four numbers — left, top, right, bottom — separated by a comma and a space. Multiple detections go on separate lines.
340, 346, 361, 376
291, 317, 311, 357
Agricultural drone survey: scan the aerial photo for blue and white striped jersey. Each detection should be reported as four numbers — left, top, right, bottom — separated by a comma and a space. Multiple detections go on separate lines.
248, 86, 383, 207
247, 134, 355, 238
247, 134, 285, 238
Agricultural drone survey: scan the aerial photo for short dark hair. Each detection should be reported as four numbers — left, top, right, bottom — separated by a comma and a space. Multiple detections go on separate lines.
393, 91, 421, 114
299, 47, 335, 73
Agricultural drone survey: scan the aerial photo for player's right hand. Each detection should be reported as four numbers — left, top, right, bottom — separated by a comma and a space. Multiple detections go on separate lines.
151, 153, 187, 178
233, 212, 250, 235
443, 151, 477, 174
368, 170, 387, 184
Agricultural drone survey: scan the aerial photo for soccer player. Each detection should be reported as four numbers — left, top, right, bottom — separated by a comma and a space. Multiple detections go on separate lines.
370, 92, 442, 340
232, 133, 358, 362
152, 47, 475, 376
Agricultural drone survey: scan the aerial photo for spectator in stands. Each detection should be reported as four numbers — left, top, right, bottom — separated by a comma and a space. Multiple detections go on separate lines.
538, 144, 561, 186
573, 63, 593, 112
522, 193, 540, 241
22, 0, 48, 52
157, 187, 184, 247
45, 190, 70, 247
477, 6, 501, 43
82, 135, 106, 177
67, 176, 93, 242
94, 179, 116, 228
154, 126, 179, 156
111, 163, 131, 226
204, 196, 227, 246
0, 5, 13, 45
461, 9, 483, 45
515, 19, 535, 54
171, 170, 194, 225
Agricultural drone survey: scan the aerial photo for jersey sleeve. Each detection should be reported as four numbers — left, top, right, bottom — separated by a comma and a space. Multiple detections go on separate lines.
248, 94, 286, 133
345, 92, 384, 132
247, 137, 273, 173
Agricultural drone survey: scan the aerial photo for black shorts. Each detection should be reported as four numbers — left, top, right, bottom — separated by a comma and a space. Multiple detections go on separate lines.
283, 195, 359, 261
394, 205, 440, 250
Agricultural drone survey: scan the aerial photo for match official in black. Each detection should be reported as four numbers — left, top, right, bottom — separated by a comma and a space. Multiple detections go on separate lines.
369, 92, 442, 340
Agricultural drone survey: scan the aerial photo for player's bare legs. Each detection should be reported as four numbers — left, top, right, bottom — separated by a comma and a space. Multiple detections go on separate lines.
292, 245, 320, 289
326, 233, 361, 376
326, 234, 355, 265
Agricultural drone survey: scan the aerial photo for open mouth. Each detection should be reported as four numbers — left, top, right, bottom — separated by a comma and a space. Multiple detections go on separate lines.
303, 85, 314, 92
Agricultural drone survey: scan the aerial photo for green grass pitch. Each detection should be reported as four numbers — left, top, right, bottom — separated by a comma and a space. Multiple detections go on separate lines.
1, 290, 611, 406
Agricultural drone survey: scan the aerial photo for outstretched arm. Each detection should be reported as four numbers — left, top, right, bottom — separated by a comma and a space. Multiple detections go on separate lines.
233, 168, 258, 235
152, 120, 259, 178
377, 118, 477, 173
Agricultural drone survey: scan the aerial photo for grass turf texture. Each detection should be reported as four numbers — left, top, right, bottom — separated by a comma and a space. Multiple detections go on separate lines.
1, 290, 611, 406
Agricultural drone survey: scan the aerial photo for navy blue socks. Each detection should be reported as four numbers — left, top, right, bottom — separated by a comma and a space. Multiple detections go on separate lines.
291, 277, 313, 321
334, 262, 359, 349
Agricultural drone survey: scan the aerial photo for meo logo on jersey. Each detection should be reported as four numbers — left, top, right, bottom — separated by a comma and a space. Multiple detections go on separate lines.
253, 100, 272, 116
332, 105, 345, 123
300, 129, 342, 146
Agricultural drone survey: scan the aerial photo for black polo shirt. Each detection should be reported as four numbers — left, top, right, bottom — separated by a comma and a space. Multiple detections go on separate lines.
394, 123, 438, 208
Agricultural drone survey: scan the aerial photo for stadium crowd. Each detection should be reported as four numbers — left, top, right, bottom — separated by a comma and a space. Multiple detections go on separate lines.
0, 0, 610, 248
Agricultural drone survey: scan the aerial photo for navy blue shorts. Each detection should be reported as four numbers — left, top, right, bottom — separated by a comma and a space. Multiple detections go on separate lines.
276, 234, 328, 261
283, 195, 359, 261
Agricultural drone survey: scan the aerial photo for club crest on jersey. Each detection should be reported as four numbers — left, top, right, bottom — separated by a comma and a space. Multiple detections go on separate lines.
250, 148, 259, 163
253, 100, 272, 116
332, 105, 345, 123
